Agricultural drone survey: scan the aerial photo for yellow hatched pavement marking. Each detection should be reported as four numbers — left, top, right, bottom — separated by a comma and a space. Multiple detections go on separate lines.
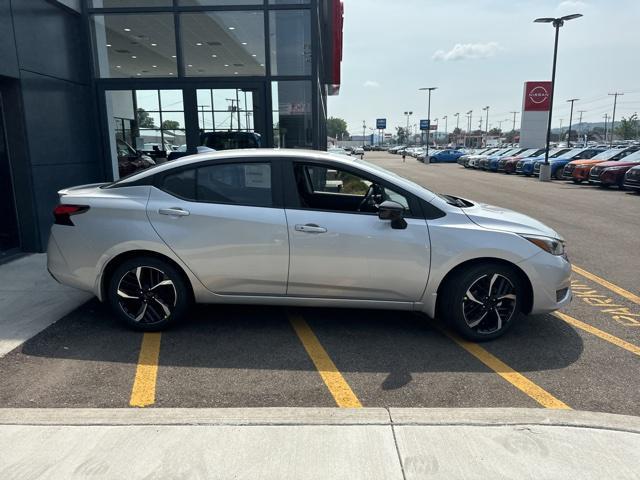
289, 314, 362, 408
555, 312, 640, 357
572, 265, 640, 306
130, 332, 162, 407
442, 329, 571, 409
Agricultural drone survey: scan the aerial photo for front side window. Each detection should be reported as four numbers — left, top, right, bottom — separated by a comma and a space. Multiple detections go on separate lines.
293, 163, 410, 213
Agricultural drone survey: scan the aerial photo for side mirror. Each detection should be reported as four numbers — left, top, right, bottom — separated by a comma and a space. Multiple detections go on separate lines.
378, 200, 407, 230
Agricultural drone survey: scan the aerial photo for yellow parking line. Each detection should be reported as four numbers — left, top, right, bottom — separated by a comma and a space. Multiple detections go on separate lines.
129, 332, 162, 407
441, 329, 570, 409
289, 314, 362, 408
555, 312, 640, 357
573, 265, 640, 305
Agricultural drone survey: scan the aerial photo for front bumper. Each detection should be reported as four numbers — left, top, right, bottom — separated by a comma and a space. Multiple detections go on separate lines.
518, 251, 572, 314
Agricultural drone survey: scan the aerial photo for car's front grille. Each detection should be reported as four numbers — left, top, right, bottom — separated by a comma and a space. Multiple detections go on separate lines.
563, 164, 575, 178
589, 166, 603, 180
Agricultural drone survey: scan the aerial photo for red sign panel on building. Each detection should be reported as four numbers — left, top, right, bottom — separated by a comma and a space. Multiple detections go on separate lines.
523, 81, 552, 111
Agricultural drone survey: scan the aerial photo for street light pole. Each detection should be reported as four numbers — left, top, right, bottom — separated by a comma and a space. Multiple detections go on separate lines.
510, 111, 519, 131
419, 87, 437, 161
608, 92, 624, 146
603, 113, 609, 143
534, 13, 583, 181
403, 111, 413, 145
443, 115, 448, 144
482, 106, 489, 146
566, 98, 579, 147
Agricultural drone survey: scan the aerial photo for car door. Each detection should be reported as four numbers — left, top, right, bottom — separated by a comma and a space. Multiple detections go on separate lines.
283, 159, 430, 302
147, 159, 289, 295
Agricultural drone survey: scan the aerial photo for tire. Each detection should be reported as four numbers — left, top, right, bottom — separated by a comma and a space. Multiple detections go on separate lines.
438, 263, 524, 341
572, 179, 582, 184
107, 256, 191, 331
554, 169, 564, 180
429, 157, 436, 163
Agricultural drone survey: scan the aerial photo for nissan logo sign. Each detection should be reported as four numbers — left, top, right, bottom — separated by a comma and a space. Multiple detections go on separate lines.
529, 86, 549, 104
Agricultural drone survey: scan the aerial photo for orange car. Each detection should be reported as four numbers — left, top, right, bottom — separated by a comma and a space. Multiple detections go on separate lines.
562, 146, 639, 183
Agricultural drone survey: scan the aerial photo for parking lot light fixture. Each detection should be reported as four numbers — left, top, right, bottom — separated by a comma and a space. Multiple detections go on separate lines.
534, 13, 583, 181
419, 87, 437, 160
482, 106, 490, 146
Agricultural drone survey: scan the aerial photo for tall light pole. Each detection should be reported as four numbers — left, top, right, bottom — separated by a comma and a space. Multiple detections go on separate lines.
362, 120, 366, 148
578, 110, 586, 145
534, 13, 583, 181
603, 113, 609, 143
403, 111, 412, 145
608, 92, 624, 146
510, 111, 519, 131
482, 106, 490, 146
566, 98, 579, 147
433, 118, 438, 146
559, 118, 564, 143
467, 110, 473, 147
419, 87, 437, 161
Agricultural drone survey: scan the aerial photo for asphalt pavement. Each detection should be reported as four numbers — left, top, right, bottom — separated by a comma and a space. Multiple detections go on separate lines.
0, 152, 638, 417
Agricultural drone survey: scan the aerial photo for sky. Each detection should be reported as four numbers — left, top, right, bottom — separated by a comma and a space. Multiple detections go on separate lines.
328, 0, 640, 135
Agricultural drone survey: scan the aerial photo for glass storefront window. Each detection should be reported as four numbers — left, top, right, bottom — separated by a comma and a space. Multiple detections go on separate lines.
269, 0, 310, 4
272, 81, 312, 149
105, 89, 185, 178
180, 12, 265, 77
91, 14, 177, 78
269, 10, 311, 76
88, 0, 172, 7
179, 0, 262, 5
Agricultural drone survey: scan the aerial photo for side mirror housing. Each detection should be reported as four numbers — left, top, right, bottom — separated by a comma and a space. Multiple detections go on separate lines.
378, 200, 407, 230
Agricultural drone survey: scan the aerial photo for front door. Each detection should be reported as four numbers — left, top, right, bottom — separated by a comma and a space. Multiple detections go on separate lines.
0, 94, 20, 258
284, 160, 430, 301
147, 159, 288, 295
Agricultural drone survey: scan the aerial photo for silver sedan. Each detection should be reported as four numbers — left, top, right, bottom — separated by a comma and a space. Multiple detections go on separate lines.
47, 149, 571, 341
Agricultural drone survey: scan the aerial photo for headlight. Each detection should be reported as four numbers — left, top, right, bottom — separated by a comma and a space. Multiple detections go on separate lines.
521, 234, 566, 256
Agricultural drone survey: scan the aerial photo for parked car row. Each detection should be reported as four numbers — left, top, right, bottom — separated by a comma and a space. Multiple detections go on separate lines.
388, 145, 467, 163
457, 145, 640, 192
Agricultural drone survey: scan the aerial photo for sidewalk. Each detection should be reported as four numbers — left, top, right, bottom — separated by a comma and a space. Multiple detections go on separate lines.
0, 408, 638, 479
0, 254, 91, 357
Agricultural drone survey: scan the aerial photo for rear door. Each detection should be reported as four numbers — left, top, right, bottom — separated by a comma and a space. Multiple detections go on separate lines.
147, 159, 289, 295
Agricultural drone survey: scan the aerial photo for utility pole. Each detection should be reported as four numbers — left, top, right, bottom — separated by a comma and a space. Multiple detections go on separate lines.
608, 92, 624, 146
603, 113, 609, 143
559, 118, 563, 143
419, 87, 437, 159
443, 115, 448, 144
482, 106, 490, 146
454, 113, 460, 146
510, 111, 519, 131
577, 110, 586, 145
566, 98, 579, 147
362, 120, 366, 148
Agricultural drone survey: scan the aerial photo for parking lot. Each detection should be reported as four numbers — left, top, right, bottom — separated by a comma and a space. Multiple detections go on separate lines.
0, 151, 638, 415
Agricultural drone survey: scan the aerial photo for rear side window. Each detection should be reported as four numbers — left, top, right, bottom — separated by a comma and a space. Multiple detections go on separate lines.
161, 162, 272, 207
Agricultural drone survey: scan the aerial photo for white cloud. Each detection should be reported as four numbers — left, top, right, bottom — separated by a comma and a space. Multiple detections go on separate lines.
557, 1, 588, 13
432, 42, 502, 62
363, 80, 380, 88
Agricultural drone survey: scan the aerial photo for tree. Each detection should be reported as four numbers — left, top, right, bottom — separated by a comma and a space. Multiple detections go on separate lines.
615, 114, 639, 140
136, 108, 155, 128
161, 119, 181, 130
452, 127, 462, 136
504, 130, 519, 143
488, 128, 502, 136
327, 117, 349, 140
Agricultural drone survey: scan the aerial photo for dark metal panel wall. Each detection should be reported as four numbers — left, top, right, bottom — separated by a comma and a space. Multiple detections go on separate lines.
0, 0, 19, 78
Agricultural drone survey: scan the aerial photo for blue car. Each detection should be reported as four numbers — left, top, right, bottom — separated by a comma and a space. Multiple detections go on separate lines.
532, 147, 606, 179
428, 149, 465, 163
515, 147, 573, 176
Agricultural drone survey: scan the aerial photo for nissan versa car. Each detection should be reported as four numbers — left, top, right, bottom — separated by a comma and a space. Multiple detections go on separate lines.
484, 148, 528, 171
497, 148, 545, 173
588, 150, 640, 188
623, 164, 640, 192
506, 148, 572, 174
516, 148, 583, 176
531, 147, 605, 179
47, 150, 571, 341
563, 146, 639, 183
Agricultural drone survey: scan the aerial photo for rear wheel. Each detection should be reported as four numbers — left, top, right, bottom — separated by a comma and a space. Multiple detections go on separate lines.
107, 257, 191, 331
438, 263, 523, 341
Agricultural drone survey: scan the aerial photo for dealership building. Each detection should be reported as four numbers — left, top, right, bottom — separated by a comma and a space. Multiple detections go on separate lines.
0, 0, 343, 258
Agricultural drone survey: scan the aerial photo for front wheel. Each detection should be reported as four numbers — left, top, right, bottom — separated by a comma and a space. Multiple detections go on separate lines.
438, 263, 523, 341
554, 169, 564, 180
107, 257, 191, 331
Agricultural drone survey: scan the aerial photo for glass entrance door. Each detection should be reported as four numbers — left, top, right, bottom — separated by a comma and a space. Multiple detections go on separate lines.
196, 86, 265, 150
0, 94, 20, 257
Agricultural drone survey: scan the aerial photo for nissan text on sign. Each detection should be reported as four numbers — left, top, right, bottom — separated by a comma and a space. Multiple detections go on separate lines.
519, 81, 552, 148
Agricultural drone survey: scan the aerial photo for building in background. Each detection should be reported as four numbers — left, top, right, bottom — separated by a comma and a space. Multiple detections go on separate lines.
0, 0, 343, 257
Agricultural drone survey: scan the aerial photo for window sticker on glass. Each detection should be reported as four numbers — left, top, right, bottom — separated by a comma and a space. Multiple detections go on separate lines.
244, 164, 271, 188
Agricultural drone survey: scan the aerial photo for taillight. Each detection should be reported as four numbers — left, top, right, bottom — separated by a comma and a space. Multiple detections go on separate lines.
53, 204, 89, 226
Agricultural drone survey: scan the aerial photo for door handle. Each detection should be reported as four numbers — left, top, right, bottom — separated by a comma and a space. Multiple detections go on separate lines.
295, 223, 327, 234
159, 207, 190, 217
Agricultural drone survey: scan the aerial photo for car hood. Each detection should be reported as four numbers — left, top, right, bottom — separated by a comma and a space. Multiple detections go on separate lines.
569, 158, 605, 166
598, 160, 640, 168
462, 201, 561, 239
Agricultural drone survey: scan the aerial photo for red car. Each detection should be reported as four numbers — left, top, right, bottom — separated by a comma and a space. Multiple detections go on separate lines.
588, 151, 640, 188
503, 147, 571, 174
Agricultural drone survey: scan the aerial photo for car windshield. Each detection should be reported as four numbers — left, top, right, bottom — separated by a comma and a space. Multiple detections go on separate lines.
592, 149, 629, 160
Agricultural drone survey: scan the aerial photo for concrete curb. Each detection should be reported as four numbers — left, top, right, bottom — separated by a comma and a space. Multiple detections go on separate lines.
1, 407, 639, 433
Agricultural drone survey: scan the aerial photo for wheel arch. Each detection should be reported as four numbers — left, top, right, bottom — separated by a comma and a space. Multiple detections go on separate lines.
435, 257, 534, 316
100, 250, 195, 304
